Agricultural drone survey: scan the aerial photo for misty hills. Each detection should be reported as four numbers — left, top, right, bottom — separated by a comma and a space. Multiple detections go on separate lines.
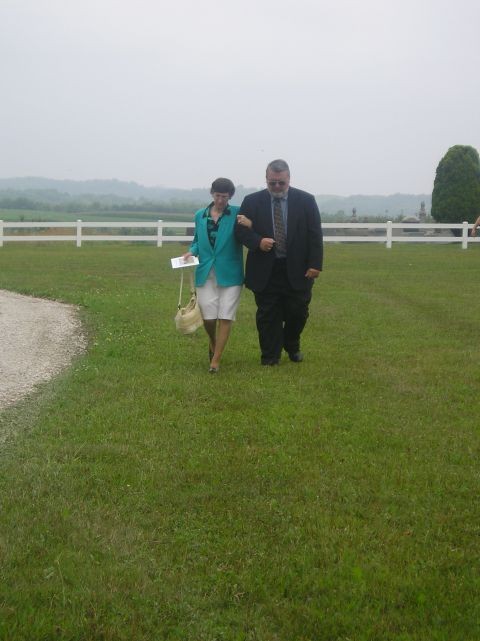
315, 193, 431, 218
0, 177, 431, 217
0, 177, 218, 203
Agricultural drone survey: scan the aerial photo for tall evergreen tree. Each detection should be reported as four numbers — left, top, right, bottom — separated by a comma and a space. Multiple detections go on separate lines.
431, 145, 480, 225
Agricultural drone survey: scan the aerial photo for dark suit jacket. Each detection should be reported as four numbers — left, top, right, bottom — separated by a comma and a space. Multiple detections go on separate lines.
235, 187, 323, 292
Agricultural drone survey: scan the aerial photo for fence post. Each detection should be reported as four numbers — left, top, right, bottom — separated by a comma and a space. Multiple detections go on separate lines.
76, 219, 82, 247
462, 221, 469, 249
386, 220, 393, 249
0, 220, 3, 248
157, 220, 163, 247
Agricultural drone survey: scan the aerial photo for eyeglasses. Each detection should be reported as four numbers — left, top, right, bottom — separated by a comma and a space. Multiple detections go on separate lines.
267, 180, 288, 187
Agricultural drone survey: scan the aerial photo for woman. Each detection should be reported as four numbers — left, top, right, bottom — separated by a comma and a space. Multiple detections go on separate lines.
183, 177, 251, 373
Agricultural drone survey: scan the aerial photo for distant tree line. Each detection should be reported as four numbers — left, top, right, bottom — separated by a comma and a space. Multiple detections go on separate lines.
0, 196, 420, 223
0, 196, 203, 215
0, 182, 434, 223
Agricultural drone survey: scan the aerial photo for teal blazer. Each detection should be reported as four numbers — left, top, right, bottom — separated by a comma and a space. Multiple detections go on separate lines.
189, 204, 244, 287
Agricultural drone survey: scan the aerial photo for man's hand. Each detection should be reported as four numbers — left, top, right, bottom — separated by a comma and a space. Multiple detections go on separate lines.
305, 268, 320, 279
259, 238, 275, 252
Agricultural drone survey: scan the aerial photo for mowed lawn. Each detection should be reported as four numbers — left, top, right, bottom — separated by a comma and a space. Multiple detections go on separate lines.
0, 242, 479, 641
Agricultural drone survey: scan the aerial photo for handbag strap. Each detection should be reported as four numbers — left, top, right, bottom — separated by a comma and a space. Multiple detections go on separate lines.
177, 269, 195, 309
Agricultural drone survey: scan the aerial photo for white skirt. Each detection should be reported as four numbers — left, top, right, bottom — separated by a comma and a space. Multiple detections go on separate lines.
197, 268, 242, 321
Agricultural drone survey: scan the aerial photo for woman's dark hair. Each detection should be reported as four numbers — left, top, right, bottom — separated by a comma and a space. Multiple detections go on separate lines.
210, 177, 235, 197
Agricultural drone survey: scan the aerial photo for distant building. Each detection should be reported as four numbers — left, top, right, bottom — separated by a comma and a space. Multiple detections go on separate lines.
418, 201, 427, 222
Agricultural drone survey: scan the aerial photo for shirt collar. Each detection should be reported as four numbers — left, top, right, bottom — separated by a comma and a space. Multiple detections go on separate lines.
203, 203, 231, 218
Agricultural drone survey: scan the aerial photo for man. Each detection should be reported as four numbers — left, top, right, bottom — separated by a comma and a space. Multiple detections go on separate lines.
235, 159, 323, 365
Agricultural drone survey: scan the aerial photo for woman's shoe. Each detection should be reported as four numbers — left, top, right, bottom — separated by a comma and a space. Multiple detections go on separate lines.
208, 366, 219, 374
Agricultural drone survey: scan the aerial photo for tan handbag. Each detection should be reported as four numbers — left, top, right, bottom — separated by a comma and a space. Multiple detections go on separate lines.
174, 270, 203, 334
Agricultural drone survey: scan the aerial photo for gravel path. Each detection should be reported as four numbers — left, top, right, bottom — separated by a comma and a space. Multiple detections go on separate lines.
0, 289, 87, 411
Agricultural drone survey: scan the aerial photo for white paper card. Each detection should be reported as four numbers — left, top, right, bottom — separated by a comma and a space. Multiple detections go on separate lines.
170, 255, 199, 269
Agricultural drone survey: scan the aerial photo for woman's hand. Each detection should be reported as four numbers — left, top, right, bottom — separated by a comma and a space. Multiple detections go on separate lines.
182, 251, 194, 263
237, 214, 252, 228
259, 238, 275, 252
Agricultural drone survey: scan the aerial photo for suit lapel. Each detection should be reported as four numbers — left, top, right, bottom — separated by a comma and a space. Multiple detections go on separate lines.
261, 190, 274, 236
199, 212, 213, 255
286, 188, 299, 246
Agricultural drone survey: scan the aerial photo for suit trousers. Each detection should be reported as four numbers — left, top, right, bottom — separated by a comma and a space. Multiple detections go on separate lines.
253, 258, 312, 361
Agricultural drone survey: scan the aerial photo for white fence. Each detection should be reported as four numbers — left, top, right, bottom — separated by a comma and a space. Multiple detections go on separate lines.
0, 219, 479, 248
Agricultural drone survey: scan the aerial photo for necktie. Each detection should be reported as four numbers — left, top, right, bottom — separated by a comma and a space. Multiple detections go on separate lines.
273, 198, 287, 255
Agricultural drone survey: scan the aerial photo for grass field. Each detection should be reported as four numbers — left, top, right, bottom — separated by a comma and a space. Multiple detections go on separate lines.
0, 208, 194, 223
0, 242, 479, 641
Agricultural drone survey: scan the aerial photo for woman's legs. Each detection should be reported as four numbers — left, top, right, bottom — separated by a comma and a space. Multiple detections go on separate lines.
198, 276, 240, 370
203, 319, 217, 357
210, 319, 232, 369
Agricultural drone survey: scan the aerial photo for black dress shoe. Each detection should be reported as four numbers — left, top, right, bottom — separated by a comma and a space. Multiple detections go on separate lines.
261, 358, 279, 366
288, 352, 304, 362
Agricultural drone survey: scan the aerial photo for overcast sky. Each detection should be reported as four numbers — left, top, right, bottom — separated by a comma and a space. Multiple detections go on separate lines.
1, 0, 479, 195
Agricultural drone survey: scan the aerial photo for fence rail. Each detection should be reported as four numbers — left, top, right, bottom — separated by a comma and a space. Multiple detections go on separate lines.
0, 219, 479, 248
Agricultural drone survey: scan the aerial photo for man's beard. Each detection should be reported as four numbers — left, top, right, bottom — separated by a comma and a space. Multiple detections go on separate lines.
268, 188, 288, 198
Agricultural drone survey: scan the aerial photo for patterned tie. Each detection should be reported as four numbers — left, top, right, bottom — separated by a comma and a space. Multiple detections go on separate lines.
273, 198, 287, 255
